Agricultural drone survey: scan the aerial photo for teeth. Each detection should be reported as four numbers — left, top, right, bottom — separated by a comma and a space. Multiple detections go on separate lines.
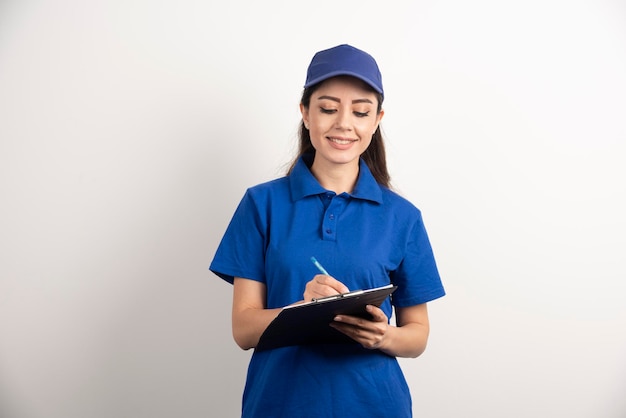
329, 138, 354, 145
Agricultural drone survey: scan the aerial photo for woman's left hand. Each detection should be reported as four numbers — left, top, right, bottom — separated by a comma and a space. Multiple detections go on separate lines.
329, 305, 390, 350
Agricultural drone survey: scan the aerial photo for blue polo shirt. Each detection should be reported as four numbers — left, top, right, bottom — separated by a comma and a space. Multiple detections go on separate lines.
210, 155, 445, 417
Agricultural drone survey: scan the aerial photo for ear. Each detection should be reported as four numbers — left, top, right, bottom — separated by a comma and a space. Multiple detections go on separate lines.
300, 103, 309, 127
375, 108, 385, 132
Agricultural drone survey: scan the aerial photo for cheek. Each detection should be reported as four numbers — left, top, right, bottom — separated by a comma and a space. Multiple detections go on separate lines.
308, 124, 321, 138
307, 125, 326, 148
357, 120, 378, 137
309, 119, 330, 136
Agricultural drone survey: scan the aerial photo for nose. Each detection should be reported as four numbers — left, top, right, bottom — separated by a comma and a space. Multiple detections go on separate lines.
334, 108, 352, 130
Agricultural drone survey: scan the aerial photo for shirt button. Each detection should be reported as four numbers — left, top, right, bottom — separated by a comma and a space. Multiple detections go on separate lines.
325, 229, 332, 234
329, 214, 335, 220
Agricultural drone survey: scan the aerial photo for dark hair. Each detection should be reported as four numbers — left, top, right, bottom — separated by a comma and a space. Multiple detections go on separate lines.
286, 79, 391, 188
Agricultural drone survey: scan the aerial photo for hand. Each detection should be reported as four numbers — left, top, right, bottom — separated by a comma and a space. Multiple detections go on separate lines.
303, 274, 350, 302
330, 305, 390, 350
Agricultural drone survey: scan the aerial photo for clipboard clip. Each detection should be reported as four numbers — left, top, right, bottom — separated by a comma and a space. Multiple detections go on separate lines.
311, 289, 364, 303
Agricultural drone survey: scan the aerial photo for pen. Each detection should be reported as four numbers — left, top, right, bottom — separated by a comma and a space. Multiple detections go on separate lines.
310, 256, 330, 275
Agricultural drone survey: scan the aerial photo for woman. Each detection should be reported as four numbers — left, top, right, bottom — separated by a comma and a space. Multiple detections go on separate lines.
210, 44, 445, 417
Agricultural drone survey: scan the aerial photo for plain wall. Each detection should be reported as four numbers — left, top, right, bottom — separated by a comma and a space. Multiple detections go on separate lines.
1, 1, 625, 417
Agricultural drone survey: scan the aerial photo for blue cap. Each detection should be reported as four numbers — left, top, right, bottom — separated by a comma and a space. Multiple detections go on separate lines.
304, 44, 384, 98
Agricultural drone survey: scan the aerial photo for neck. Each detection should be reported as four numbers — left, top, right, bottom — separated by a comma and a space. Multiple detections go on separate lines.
310, 157, 359, 194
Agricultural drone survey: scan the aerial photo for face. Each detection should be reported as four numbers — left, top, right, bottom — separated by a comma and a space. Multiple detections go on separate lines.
301, 76, 384, 170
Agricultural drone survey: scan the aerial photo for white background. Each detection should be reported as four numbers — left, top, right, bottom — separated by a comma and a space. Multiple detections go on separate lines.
1, 1, 625, 417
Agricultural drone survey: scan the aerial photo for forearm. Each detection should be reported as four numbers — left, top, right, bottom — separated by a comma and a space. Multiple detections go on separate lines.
375, 303, 431, 358
232, 306, 282, 350
378, 322, 429, 358
232, 277, 311, 350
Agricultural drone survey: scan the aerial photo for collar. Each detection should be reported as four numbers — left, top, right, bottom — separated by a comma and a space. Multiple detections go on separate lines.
289, 154, 383, 204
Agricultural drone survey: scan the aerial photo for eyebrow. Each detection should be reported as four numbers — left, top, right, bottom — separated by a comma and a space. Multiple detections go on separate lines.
316, 95, 373, 105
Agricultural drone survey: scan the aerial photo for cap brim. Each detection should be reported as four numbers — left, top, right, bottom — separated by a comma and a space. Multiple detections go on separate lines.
304, 71, 383, 95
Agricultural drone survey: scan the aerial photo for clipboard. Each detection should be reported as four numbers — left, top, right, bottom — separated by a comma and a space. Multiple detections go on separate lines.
256, 284, 397, 351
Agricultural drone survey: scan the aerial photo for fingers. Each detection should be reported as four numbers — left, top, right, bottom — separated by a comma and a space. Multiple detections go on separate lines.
365, 304, 388, 322
304, 274, 350, 301
335, 305, 387, 324
314, 274, 350, 294
330, 306, 390, 350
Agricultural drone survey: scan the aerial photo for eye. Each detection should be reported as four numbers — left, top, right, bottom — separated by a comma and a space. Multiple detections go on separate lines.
320, 107, 336, 114
354, 111, 369, 118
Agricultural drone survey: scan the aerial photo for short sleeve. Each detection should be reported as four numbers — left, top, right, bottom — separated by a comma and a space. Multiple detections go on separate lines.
209, 189, 267, 284
390, 213, 445, 307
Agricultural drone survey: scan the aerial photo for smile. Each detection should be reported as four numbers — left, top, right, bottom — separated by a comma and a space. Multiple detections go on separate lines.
327, 137, 357, 145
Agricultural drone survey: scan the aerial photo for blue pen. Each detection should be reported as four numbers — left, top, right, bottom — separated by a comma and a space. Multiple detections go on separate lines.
310, 256, 330, 275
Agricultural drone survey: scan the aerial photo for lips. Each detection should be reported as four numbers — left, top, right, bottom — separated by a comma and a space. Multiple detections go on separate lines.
327, 136, 357, 145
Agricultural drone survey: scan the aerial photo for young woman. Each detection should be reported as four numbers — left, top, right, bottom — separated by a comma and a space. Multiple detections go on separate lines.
210, 44, 445, 417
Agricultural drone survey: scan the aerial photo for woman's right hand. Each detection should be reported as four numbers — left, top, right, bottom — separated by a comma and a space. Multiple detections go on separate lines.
303, 274, 350, 302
